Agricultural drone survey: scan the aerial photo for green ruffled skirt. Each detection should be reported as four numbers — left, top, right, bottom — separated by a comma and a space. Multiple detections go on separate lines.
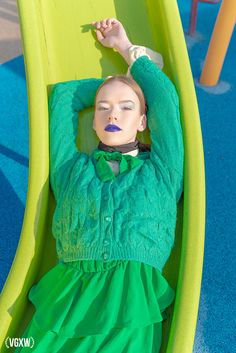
15, 259, 175, 353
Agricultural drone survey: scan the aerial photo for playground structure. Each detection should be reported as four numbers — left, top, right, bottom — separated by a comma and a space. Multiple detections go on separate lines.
0, 1, 206, 353
200, 0, 236, 85
188, 0, 221, 36
189, 0, 236, 86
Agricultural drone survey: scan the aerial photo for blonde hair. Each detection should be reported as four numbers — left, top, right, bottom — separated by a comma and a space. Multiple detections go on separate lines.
95, 75, 147, 115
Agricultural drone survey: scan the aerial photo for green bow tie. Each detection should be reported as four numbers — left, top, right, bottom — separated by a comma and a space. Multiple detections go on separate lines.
93, 150, 142, 182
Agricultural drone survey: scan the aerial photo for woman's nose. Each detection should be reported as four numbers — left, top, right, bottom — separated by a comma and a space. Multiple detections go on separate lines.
108, 115, 118, 122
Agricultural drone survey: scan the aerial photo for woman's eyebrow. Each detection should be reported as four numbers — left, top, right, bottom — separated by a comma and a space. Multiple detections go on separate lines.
119, 100, 135, 104
97, 100, 109, 104
97, 100, 135, 104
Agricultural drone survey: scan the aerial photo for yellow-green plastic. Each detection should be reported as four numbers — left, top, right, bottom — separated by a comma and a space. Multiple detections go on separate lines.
0, 1, 206, 352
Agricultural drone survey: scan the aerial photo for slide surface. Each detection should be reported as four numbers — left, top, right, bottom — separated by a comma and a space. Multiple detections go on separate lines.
0, 1, 205, 352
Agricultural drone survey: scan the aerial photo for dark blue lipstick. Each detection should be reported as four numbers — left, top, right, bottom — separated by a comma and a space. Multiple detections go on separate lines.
105, 124, 122, 132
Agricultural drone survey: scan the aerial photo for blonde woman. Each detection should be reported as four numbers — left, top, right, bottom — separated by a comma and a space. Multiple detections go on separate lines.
15, 18, 184, 353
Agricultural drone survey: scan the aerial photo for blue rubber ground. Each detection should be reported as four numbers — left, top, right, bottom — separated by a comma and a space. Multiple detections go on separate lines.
0, 2, 235, 352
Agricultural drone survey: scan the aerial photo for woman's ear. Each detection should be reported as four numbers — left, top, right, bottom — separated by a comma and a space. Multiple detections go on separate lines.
138, 114, 147, 132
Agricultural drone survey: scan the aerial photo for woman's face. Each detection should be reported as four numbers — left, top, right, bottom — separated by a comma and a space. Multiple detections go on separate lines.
93, 81, 146, 146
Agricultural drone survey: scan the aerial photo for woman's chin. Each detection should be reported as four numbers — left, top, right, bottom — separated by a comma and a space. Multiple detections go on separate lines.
100, 135, 126, 146
101, 137, 127, 146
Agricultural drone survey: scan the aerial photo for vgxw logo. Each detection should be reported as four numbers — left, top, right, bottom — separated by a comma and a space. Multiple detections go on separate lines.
5, 337, 35, 348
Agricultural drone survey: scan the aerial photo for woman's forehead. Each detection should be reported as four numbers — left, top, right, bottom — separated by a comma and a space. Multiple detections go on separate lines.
96, 81, 140, 102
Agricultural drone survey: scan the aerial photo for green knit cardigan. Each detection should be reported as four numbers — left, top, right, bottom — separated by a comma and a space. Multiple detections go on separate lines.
49, 55, 184, 271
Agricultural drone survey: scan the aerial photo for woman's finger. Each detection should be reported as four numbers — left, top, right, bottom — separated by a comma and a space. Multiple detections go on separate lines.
91, 18, 118, 29
111, 18, 119, 24
96, 21, 101, 29
101, 19, 108, 28
91, 17, 119, 28
96, 29, 104, 42
106, 18, 115, 27
107, 18, 113, 27
91, 21, 98, 28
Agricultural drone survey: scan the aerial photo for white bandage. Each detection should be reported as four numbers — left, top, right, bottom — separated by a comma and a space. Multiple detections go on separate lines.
127, 45, 164, 77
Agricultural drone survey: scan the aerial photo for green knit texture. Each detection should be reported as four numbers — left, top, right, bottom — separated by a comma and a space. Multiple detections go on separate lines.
49, 55, 184, 271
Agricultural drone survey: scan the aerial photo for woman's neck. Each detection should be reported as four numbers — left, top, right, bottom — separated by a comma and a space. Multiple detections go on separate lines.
123, 149, 139, 157
97, 139, 139, 155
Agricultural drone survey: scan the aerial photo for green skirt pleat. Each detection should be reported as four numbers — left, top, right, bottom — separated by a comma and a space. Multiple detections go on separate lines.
16, 316, 163, 353
14, 259, 175, 353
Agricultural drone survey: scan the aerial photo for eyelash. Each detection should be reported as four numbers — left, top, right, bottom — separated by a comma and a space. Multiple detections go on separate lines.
98, 107, 107, 110
98, 107, 132, 111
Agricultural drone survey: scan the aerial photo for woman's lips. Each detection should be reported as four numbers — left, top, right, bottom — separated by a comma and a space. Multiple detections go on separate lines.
105, 124, 122, 132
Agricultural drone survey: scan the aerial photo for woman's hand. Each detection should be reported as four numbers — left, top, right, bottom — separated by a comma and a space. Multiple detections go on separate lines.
91, 18, 132, 52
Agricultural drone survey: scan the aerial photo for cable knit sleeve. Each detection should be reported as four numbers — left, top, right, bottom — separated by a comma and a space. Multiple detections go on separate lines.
49, 78, 105, 201
129, 50, 184, 202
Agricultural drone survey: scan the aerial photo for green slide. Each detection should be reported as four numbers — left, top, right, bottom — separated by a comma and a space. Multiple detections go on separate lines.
0, 1, 205, 352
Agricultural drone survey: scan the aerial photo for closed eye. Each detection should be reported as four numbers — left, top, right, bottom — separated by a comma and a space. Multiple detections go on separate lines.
123, 107, 132, 110
97, 107, 109, 110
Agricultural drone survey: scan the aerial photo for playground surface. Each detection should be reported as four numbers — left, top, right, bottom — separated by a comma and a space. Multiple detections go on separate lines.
0, 1, 235, 352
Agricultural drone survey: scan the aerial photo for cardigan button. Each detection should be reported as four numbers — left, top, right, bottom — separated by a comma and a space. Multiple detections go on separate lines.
103, 239, 109, 246
63, 243, 69, 250
103, 252, 108, 260
105, 216, 112, 222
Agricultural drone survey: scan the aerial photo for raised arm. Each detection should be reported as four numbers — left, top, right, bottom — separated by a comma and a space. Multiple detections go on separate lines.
129, 53, 184, 202
92, 18, 184, 201
49, 78, 104, 201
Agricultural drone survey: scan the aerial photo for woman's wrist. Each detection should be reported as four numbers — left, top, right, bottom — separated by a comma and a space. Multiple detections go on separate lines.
115, 40, 133, 65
